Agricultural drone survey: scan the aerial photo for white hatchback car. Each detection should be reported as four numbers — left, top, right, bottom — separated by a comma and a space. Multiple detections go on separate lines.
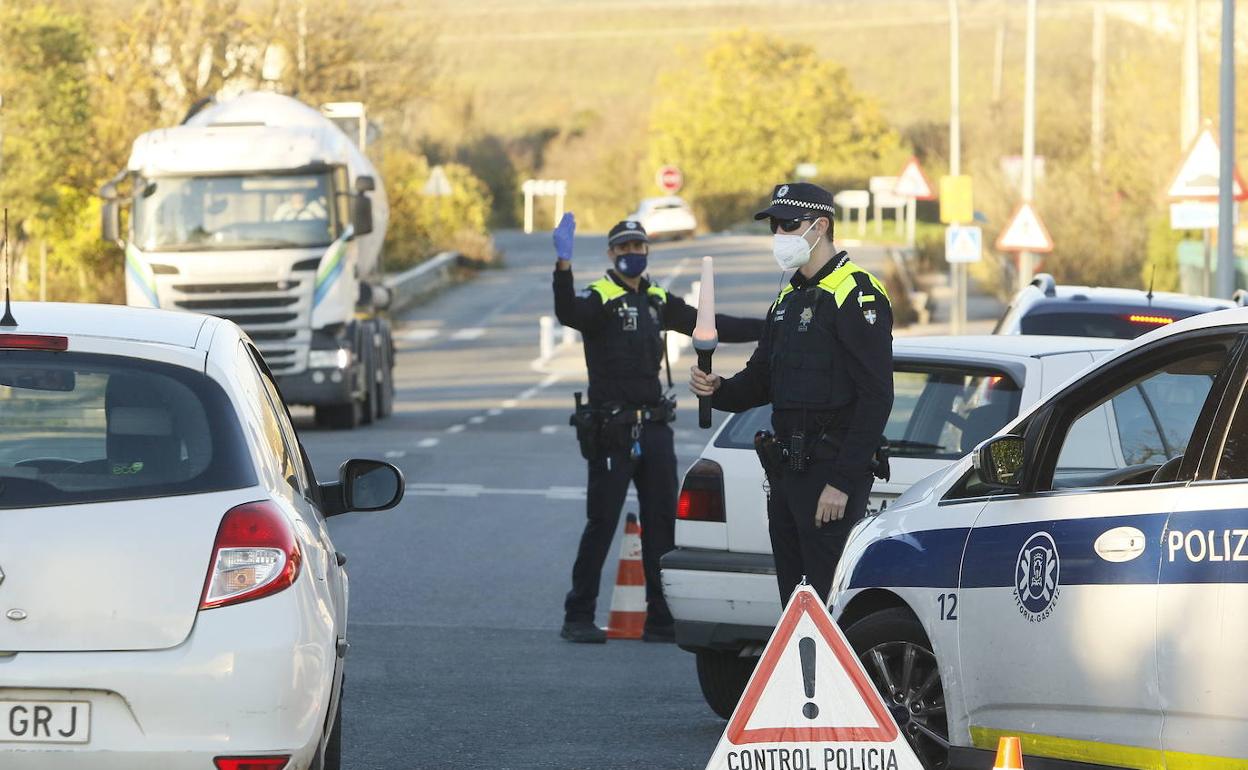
628, 196, 698, 240
0, 302, 404, 770
829, 307, 1248, 769
661, 335, 1118, 719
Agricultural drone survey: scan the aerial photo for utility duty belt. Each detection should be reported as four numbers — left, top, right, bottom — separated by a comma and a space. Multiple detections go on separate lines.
753, 429, 891, 487
569, 392, 676, 461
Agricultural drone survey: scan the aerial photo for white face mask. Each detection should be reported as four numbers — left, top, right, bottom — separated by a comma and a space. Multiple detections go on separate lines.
772, 221, 822, 270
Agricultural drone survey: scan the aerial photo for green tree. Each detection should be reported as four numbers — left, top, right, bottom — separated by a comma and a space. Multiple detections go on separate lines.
380, 147, 494, 270
648, 31, 902, 229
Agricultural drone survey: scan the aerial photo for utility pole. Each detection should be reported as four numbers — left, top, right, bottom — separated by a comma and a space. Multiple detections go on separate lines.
1091, 3, 1105, 177
992, 19, 1006, 107
1182, 0, 1201, 150
1216, 0, 1236, 298
1019, 0, 1039, 288
949, 0, 965, 333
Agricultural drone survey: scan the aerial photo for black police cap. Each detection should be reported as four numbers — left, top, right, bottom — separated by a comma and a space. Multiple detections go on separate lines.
753, 182, 836, 221
608, 220, 649, 246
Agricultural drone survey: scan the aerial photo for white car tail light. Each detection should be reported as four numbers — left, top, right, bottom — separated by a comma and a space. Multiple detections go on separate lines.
200, 501, 302, 610
678, 459, 726, 522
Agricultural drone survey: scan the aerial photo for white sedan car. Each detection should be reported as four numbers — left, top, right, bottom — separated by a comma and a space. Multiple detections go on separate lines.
661, 335, 1118, 719
0, 302, 404, 770
831, 307, 1248, 768
628, 196, 698, 240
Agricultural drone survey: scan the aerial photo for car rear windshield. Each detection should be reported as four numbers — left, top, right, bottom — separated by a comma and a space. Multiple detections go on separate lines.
0, 352, 256, 509
714, 363, 1022, 460
1020, 309, 1200, 339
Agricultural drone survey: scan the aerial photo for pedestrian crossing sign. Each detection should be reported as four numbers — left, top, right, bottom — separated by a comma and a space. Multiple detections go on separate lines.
945, 225, 983, 263
703, 585, 924, 770
995, 202, 1054, 253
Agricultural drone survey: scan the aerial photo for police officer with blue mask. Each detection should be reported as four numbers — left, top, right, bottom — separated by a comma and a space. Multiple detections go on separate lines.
689, 182, 894, 604
553, 212, 763, 643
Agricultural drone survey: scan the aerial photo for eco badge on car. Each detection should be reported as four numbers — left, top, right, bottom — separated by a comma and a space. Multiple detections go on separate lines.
1016, 532, 1060, 622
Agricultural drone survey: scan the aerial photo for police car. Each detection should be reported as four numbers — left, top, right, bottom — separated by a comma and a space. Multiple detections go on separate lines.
994, 273, 1240, 339
661, 336, 1118, 719
830, 307, 1248, 769
0, 302, 404, 770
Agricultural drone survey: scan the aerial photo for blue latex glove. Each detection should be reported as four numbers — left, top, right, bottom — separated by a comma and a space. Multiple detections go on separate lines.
553, 212, 576, 261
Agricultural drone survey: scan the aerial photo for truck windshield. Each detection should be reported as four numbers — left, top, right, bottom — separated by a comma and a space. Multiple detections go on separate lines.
133, 173, 339, 252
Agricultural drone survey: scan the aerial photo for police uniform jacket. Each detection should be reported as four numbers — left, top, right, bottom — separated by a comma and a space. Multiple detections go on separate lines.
711, 253, 894, 493
553, 269, 764, 407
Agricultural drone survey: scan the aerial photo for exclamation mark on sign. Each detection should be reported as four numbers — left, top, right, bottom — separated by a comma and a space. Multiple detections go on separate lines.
800, 636, 818, 719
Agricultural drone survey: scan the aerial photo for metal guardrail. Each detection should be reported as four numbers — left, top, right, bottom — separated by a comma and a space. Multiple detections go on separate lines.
383, 251, 460, 314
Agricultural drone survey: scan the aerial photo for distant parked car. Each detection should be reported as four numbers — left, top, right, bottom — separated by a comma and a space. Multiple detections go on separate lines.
661, 334, 1118, 721
628, 196, 697, 240
994, 272, 1242, 339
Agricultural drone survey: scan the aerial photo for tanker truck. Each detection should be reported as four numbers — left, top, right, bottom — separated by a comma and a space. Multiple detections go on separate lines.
101, 91, 395, 429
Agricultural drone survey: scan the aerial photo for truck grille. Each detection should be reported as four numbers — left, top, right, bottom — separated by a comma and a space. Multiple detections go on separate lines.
162, 279, 312, 376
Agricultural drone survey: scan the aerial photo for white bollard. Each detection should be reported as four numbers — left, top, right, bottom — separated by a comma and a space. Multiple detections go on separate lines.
667, 331, 682, 365
539, 315, 555, 361
561, 325, 578, 346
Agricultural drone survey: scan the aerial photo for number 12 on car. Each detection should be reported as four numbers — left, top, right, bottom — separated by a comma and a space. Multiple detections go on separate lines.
938, 592, 958, 621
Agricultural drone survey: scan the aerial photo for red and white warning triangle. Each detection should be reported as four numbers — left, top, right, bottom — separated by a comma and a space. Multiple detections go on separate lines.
1167, 128, 1248, 201
995, 202, 1054, 253
893, 157, 936, 200
704, 585, 924, 770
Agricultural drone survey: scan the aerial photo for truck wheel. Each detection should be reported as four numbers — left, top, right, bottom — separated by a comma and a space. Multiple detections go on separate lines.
845, 608, 949, 770
696, 648, 757, 719
360, 339, 378, 426
376, 338, 395, 418
315, 401, 361, 430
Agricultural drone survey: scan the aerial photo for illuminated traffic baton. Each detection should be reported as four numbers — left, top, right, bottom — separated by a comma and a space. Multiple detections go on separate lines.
692, 256, 718, 429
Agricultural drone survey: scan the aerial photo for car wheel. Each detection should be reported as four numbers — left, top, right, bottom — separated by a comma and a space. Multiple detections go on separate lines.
696, 648, 757, 719
844, 608, 950, 770
376, 332, 395, 419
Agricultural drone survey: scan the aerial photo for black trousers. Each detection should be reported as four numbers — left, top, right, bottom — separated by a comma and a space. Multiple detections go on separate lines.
767, 457, 873, 605
565, 421, 677, 626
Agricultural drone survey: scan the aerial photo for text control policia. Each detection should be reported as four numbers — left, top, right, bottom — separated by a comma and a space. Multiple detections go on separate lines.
689, 182, 894, 605
552, 213, 764, 644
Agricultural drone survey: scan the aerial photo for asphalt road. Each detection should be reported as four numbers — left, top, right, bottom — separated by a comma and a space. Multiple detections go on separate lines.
295, 231, 895, 769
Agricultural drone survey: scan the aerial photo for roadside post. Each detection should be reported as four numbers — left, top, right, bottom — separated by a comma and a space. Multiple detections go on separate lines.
893, 157, 936, 248
939, 174, 973, 333
522, 179, 568, 234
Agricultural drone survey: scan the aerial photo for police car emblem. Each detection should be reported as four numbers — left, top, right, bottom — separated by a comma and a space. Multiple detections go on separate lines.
1015, 532, 1061, 622
863, 309, 877, 325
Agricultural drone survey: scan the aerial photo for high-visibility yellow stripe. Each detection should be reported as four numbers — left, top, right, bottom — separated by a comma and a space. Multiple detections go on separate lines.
647, 285, 668, 302
589, 278, 626, 302
970, 726, 1248, 770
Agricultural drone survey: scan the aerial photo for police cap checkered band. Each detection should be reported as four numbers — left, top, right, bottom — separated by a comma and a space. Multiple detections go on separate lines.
753, 181, 836, 221
608, 220, 649, 245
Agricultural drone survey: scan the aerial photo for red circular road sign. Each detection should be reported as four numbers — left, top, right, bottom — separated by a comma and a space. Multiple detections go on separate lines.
656, 165, 683, 194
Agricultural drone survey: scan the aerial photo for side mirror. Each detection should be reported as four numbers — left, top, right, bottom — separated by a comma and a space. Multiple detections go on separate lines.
355, 175, 376, 193
974, 435, 1026, 490
353, 194, 374, 237
319, 459, 405, 516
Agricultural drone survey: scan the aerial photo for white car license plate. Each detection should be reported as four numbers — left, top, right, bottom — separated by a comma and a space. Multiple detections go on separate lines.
0, 701, 90, 744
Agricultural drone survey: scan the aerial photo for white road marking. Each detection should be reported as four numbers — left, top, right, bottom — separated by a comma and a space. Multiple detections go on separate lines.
384, 450, 407, 459
518, 388, 540, 400
417, 438, 440, 448
502, 400, 518, 409
451, 327, 486, 341
446, 424, 466, 434
540, 425, 561, 435
402, 328, 439, 342
488, 408, 504, 417
468, 415, 486, 425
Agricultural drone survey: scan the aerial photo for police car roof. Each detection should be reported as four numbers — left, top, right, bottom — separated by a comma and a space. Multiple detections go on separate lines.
6, 301, 217, 349
895, 334, 1121, 359
1031, 284, 1234, 314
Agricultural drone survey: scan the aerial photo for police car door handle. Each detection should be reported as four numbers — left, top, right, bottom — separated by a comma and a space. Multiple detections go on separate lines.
1093, 526, 1147, 563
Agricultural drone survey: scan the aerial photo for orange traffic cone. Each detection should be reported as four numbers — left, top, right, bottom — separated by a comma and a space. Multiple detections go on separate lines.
993, 736, 1024, 769
606, 513, 646, 639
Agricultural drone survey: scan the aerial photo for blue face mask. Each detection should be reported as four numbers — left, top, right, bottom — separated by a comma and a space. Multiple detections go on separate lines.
614, 252, 647, 278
